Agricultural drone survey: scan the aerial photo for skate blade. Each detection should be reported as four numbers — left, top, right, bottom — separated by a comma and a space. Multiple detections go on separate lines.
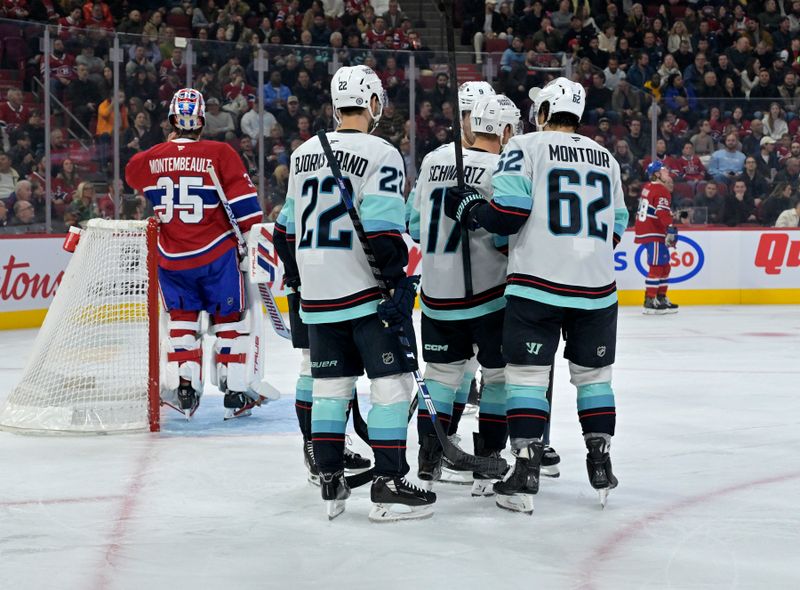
662, 308, 679, 314
344, 465, 372, 475
470, 480, 496, 497
440, 467, 474, 485
541, 465, 561, 478
224, 407, 253, 420
642, 309, 667, 315
368, 503, 434, 523
307, 473, 321, 487
495, 493, 534, 515
598, 488, 610, 508
326, 499, 346, 520
462, 403, 479, 415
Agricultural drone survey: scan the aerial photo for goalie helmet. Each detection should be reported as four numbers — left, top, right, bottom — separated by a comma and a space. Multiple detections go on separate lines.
470, 94, 521, 141
458, 81, 495, 114
330, 65, 386, 130
169, 88, 205, 131
532, 77, 585, 131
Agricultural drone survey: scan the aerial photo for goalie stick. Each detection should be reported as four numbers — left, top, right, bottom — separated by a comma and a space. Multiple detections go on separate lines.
207, 165, 291, 340
317, 130, 508, 478
437, 0, 473, 299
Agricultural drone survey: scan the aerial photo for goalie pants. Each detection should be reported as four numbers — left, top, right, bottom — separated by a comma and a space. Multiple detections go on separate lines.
308, 313, 417, 477
502, 296, 617, 441
420, 310, 508, 451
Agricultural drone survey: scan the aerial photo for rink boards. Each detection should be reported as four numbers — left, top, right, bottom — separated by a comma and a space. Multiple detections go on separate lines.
1, 227, 799, 330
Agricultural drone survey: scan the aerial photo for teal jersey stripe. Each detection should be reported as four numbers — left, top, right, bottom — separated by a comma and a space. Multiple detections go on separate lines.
423, 380, 457, 414
310, 419, 347, 434
507, 384, 549, 412
360, 193, 405, 226
577, 383, 615, 411
492, 175, 533, 210
460, 371, 477, 392
614, 207, 629, 237
363, 219, 405, 232
312, 398, 349, 422
505, 284, 618, 310
493, 234, 509, 249
368, 401, 410, 441
480, 382, 506, 415
295, 375, 313, 403
406, 196, 421, 242
299, 300, 379, 324
421, 296, 506, 321
278, 195, 296, 231
368, 427, 410, 441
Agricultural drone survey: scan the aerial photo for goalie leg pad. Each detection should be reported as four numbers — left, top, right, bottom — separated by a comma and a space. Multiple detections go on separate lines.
164, 311, 203, 394
211, 311, 253, 395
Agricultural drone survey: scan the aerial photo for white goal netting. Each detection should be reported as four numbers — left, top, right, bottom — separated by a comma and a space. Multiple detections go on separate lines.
0, 219, 159, 434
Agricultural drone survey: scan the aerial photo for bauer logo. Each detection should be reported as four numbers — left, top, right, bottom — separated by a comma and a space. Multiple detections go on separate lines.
634, 236, 704, 284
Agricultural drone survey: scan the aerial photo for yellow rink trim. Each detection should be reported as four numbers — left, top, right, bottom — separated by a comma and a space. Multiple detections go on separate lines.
3, 289, 799, 331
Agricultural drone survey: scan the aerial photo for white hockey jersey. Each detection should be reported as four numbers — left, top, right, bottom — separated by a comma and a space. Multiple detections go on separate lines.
277, 130, 407, 324
407, 143, 508, 320
487, 131, 628, 310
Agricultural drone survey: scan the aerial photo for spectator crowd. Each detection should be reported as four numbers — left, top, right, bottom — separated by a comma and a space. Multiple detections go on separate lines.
0, 0, 798, 233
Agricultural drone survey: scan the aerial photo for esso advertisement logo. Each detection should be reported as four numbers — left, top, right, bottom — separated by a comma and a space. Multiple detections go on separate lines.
634, 236, 705, 284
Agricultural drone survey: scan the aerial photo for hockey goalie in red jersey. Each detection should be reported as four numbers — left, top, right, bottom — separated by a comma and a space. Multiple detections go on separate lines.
126, 88, 265, 419
634, 161, 679, 315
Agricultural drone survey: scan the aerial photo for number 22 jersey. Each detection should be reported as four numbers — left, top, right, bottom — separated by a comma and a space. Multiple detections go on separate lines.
276, 130, 408, 324
125, 138, 262, 271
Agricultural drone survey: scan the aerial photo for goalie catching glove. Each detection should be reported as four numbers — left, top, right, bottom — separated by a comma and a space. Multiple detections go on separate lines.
665, 225, 678, 247
444, 185, 484, 229
377, 275, 420, 332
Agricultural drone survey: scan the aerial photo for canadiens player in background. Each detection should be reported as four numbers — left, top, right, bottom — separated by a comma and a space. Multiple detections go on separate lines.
126, 89, 265, 418
634, 161, 679, 315
445, 78, 627, 512
278, 65, 435, 521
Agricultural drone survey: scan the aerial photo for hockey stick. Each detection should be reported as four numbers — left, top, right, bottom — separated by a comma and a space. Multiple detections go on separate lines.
437, 0, 473, 299
544, 365, 554, 446
207, 165, 291, 340
317, 130, 507, 477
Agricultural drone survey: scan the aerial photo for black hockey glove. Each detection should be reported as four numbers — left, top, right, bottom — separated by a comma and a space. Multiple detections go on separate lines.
377, 275, 419, 332
444, 186, 484, 230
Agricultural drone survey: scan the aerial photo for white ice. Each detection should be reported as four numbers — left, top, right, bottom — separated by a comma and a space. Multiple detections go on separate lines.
1, 306, 799, 590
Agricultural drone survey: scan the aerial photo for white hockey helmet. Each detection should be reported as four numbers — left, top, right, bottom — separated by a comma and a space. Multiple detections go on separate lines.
458, 81, 496, 114
532, 77, 585, 130
169, 88, 205, 131
330, 65, 386, 131
470, 94, 521, 141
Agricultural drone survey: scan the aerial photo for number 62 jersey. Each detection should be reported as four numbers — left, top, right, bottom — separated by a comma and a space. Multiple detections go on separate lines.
125, 138, 262, 271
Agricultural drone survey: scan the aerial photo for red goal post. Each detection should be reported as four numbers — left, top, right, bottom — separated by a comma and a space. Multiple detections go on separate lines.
0, 219, 161, 434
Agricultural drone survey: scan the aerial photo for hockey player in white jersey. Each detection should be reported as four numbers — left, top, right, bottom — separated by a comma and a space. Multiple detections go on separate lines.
445, 77, 629, 512
280, 65, 435, 521
408, 94, 519, 496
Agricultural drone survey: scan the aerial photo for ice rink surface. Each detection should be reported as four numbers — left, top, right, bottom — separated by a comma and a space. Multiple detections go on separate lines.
1, 306, 799, 590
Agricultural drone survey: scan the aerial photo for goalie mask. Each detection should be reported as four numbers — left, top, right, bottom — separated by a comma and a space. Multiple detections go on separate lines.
470, 94, 521, 143
532, 77, 585, 131
169, 88, 205, 131
330, 65, 386, 132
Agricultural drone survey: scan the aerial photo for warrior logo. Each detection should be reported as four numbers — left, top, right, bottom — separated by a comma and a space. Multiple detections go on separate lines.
526, 342, 542, 355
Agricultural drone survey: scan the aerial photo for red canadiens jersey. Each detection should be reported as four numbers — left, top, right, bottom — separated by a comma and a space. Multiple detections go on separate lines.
125, 138, 262, 271
0, 101, 29, 130
40, 52, 75, 80
667, 155, 706, 182
365, 28, 390, 48
634, 181, 673, 243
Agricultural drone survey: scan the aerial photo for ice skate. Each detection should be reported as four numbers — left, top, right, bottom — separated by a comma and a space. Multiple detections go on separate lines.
161, 382, 200, 420
494, 439, 544, 515
369, 476, 436, 522
585, 434, 618, 508
440, 433, 474, 485
303, 440, 320, 486
462, 378, 480, 415
657, 295, 679, 314
320, 470, 350, 520
343, 436, 371, 474
541, 445, 561, 478
643, 296, 667, 315
223, 390, 264, 420
471, 432, 502, 497
417, 434, 443, 491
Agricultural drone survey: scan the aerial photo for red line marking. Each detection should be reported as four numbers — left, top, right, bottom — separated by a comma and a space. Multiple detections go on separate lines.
0, 495, 123, 507
91, 440, 157, 590
575, 470, 800, 590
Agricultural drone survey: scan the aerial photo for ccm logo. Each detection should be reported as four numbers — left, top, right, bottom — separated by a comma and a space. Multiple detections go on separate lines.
424, 344, 448, 352
755, 233, 800, 275
634, 236, 705, 284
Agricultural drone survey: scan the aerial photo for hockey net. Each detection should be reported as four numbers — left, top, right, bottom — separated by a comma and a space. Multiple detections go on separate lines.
0, 219, 160, 434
